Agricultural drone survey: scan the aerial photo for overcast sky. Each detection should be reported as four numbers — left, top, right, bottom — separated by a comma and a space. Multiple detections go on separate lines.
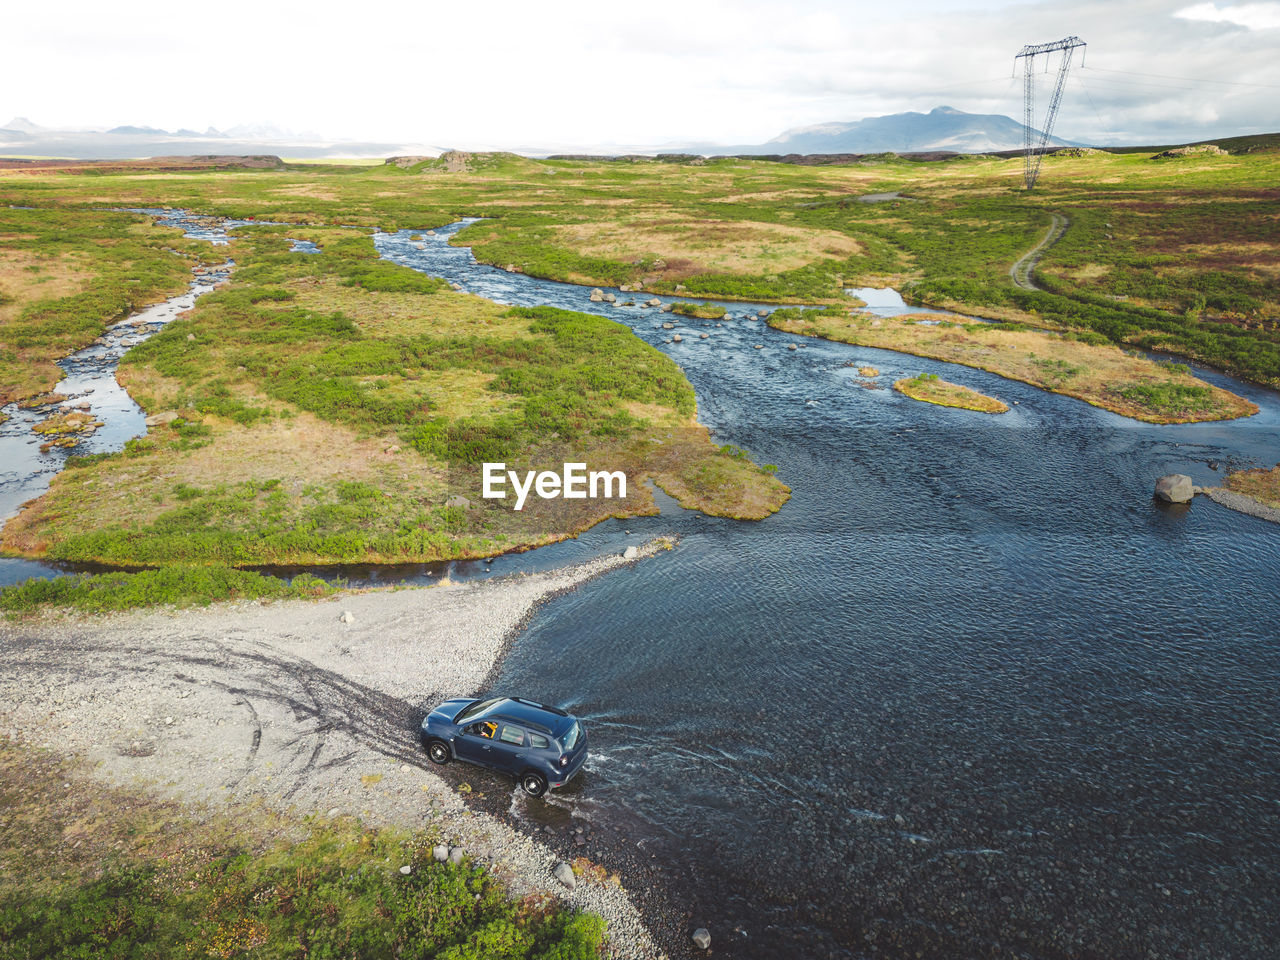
4, 0, 1279, 148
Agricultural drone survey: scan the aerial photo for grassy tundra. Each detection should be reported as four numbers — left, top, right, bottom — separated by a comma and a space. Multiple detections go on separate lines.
1, 144, 1277, 602
1, 225, 787, 572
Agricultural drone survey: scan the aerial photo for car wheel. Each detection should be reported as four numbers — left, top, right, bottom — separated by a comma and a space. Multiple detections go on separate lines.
426, 739, 451, 765
520, 771, 548, 797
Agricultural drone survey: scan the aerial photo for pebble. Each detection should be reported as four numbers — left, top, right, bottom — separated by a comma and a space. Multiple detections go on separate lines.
553, 861, 576, 890
449, 846, 465, 865
339, 611, 355, 624
433, 844, 450, 862
399, 865, 412, 875
693, 927, 712, 950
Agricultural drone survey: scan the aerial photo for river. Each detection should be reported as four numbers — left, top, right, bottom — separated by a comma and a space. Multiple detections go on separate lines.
375, 222, 1280, 959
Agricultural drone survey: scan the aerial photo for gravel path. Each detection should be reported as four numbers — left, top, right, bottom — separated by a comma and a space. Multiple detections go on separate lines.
1010, 212, 1068, 290
0, 545, 670, 959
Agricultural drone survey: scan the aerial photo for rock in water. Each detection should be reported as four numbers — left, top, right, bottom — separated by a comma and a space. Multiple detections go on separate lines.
1154, 474, 1194, 503
623, 545, 639, 560
553, 861, 576, 890
692, 928, 712, 950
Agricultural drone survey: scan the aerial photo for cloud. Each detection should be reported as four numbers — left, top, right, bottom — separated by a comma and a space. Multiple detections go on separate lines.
1175, 2, 1280, 29
0, 0, 1277, 149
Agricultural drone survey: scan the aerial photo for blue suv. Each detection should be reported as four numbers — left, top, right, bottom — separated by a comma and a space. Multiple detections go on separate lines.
420, 696, 588, 797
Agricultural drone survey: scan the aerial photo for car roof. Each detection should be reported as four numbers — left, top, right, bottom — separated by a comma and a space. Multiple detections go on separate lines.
481, 698, 573, 736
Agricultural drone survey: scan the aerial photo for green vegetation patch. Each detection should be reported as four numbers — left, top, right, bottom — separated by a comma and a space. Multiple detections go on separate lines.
2, 226, 786, 571
669, 302, 726, 319
893, 372, 1009, 414
0, 207, 212, 404
0, 739, 605, 960
0, 564, 334, 615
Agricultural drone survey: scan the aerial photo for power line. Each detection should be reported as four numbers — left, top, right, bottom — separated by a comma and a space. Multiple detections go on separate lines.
1081, 65, 1280, 90
1072, 73, 1120, 146
1077, 74, 1215, 93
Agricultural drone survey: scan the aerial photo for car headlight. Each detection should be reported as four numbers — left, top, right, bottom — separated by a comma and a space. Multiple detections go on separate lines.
559, 756, 570, 767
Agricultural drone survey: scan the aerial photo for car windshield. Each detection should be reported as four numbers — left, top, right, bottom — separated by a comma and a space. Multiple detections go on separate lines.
454, 698, 503, 724
561, 721, 581, 751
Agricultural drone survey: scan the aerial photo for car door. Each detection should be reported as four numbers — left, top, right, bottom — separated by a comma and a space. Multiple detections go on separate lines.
490, 724, 529, 774
455, 721, 498, 766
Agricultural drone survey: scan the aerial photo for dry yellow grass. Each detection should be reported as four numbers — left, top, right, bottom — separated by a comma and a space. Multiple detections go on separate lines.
0, 251, 94, 324
0, 251, 99, 402
893, 375, 1009, 414
770, 310, 1257, 423
1224, 464, 1280, 509
552, 217, 862, 277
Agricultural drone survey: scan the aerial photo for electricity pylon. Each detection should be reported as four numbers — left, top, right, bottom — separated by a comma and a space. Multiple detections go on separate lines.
1015, 36, 1086, 191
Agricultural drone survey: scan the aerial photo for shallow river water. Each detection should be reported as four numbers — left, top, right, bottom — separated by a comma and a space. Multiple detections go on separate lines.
375, 223, 1280, 959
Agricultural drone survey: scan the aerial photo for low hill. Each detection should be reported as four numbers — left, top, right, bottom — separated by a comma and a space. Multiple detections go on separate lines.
712, 106, 1081, 155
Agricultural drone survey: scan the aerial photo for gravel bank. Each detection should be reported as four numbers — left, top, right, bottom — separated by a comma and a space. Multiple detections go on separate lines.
0, 544, 671, 959
1202, 486, 1280, 524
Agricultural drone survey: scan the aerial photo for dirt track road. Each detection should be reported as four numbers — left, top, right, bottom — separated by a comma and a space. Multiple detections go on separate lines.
1010, 212, 1068, 290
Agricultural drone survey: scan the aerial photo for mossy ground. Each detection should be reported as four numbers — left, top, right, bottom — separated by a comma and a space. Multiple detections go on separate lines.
768, 306, 1255, 424
1, 227, 787, 570
0, 207, 218, 404
0, 737, 604, 960
0, 147, 1275, 595
1224, 463, 1280, 509
892, 372, 1008, 414
4, 146, 1279, 386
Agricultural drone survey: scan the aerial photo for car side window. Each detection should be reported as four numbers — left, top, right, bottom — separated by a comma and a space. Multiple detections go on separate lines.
469, 721, 497, 739
499, 725, 525, 746
529, 733, 549, 749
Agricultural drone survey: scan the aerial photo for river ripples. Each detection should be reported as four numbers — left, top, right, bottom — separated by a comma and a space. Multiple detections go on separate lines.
376, 222, 1280, 959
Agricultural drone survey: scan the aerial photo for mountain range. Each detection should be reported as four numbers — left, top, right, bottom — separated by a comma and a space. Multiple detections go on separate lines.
0, 106, 1081, 161
0, 117, 413, 160
708, 106, 1081, 156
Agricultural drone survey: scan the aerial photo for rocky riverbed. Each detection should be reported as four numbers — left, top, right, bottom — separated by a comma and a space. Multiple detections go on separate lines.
0, 545, 672, 959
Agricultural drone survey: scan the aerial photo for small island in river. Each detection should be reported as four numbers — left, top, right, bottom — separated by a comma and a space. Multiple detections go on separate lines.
893, 373, 1009, 414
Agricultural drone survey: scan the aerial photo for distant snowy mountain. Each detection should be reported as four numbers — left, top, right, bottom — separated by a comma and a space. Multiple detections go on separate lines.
716, 106, 1081, 155
0, 118, 430, 160
108, 125, 170, 135
2, 117, 44, 133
